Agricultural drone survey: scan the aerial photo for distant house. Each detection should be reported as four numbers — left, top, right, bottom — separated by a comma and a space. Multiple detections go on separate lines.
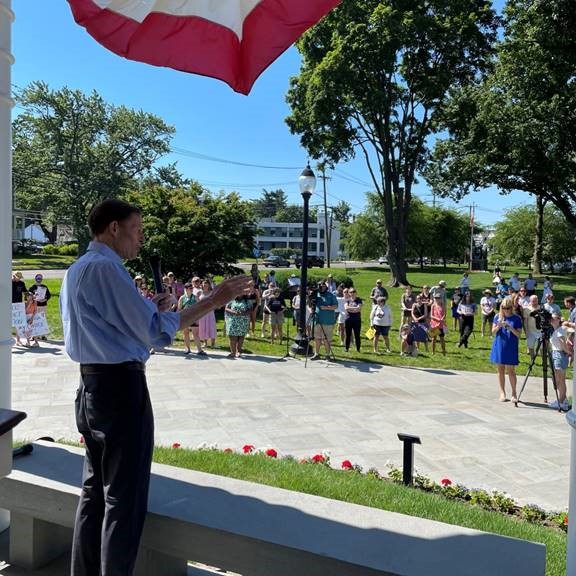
255, 211, 340, 259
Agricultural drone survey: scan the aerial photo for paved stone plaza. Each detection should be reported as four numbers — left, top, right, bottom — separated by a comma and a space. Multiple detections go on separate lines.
10, 342, 571, 512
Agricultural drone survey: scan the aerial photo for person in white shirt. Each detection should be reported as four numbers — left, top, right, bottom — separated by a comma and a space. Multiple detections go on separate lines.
336, 286, 349, 346
543, 293, 561, 316
517, 287, 530, 308
260, 282, 276, 338
369, 296, 392, 353
480, 289, 496, 337
508, 273, 521, 292
548, 314, 571, 411
325, 274, 337, 293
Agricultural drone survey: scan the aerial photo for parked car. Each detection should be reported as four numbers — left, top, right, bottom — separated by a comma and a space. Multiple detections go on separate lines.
294, 255, 325, 269
378, 256, 388, 265
12, 239, 42, 255
262, 255, 291, 268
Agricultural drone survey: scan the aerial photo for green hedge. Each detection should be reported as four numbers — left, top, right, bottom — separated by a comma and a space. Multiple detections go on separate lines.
41, 243, 78, 256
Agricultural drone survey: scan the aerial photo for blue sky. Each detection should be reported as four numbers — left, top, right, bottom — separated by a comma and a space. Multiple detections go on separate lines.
12, 0, 528, 225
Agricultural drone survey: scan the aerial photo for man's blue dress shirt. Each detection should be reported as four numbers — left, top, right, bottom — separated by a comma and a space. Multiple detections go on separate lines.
60, 241, 180, 364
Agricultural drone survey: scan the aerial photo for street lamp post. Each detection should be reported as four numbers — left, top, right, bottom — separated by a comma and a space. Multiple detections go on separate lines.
291, 164, 316, 355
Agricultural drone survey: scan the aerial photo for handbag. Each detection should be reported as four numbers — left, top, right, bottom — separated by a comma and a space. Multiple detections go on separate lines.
365, 326, 376, 340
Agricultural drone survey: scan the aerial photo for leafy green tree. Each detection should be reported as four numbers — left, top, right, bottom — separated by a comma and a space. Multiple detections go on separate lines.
275, 204, 318, 223
251, 189, 288, 219
345, 213, 386, 261
406, 200, 435, 269
405, 199, 470, 269
425, 0, 576, 273
332, 200, 351, 224
125, 181, 257, 279
490, 203, 576, 269
12, 81, 174, 251
286, 0, 497, 286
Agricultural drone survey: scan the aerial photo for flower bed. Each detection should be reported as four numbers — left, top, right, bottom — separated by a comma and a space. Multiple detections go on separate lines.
168, 441, 568, 534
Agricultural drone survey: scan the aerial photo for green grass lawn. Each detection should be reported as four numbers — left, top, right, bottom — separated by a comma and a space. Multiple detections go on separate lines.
27, 265, 576, 377
153, 447, 567, 576
12, 254, 75, 270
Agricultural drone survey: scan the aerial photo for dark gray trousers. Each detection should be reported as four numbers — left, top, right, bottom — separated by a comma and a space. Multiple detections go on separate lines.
71, 362, 154, 576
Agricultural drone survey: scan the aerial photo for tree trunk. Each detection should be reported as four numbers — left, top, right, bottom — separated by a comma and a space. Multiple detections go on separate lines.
39, 222, 58, 244
532, 195, 545, 275
385, 223, 409, 287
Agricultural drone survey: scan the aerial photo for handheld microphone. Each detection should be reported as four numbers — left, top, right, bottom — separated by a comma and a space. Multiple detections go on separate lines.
148, 254, 164, 294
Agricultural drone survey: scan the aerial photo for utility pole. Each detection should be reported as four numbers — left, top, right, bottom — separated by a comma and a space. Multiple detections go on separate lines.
317, 162, 331, 267
469, 203, 475, 272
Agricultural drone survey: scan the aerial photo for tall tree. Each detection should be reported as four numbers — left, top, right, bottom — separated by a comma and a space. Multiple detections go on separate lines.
251, 188, 288, 219
286, 0, 497, 286
12, 81, 174, 251
345, 213, 387, 261
275, 204, 318, 223
332, 200, 351, 224
125, 181, 257, 279
425, 0, 576, 273
490, 203, 576, 269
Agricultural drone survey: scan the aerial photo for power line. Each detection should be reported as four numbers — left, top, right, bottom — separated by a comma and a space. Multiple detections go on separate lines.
170, 146, 302, 171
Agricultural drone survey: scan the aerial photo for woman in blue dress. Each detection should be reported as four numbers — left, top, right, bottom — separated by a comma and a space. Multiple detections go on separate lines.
490, 296, 523, 402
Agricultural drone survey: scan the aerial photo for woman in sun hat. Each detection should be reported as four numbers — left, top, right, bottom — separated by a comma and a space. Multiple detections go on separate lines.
480, 289, 496, 337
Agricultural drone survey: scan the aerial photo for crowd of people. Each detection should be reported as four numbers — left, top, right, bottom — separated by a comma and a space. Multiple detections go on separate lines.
11, 260, 575, 412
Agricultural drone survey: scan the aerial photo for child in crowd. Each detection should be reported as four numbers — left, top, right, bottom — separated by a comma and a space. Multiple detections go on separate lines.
400, 324, 417, 357
24, 292, 38, 348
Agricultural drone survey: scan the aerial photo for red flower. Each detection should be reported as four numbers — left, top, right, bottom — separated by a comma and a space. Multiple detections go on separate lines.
440, 478, 452, 486
312, 454, 325, 463
564, 516, 569, 526
341, 460, 353, 470
265, 448, 278, 458
79, 435, 84, 444
223, 448, 233, 453
243, 444, 254, 454
172, 443, 181, 449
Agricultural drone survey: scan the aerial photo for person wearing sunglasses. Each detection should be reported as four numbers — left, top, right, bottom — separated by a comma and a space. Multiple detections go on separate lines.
490, 296, 523, 402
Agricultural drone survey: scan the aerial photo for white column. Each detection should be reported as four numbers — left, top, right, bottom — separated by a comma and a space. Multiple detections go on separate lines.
567, 386, 576, 574
0, 0, 14, 532
0, 0, 14, 407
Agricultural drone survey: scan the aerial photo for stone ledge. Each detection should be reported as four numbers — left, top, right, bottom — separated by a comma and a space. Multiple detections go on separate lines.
0, 441, 546, 576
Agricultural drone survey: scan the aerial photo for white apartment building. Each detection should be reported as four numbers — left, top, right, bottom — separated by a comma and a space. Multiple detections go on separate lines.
255, 211, 340, 259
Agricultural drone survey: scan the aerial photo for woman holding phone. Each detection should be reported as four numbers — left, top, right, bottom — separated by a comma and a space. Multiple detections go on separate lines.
490, 296, 523, 402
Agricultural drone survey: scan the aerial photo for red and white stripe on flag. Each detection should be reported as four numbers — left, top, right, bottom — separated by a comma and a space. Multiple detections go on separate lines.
68, 0, 341, 95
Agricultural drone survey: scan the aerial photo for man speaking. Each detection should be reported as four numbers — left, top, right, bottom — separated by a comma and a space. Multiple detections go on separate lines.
61, 199, 251, 576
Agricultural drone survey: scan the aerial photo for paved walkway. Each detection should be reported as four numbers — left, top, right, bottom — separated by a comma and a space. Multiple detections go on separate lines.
10, 343, 571, 512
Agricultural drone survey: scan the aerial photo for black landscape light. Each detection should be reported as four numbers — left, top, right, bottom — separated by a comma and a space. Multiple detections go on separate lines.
397, 433, 422, 486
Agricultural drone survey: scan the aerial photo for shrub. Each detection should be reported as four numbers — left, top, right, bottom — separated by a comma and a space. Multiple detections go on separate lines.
58, 243, 78, 256
41, 244, 57, 255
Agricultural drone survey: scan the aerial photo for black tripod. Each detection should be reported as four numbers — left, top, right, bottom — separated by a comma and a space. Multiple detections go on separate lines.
304, 311, 336, 367
515, 330, 562, 410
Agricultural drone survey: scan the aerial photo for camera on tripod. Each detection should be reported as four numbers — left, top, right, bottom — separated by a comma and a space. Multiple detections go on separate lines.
529, 307, 553, 334
306, 281, 320, 308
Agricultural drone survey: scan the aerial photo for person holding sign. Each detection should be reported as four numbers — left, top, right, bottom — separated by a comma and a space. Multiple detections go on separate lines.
11, 272, 28, 346
28, 274, 51, 340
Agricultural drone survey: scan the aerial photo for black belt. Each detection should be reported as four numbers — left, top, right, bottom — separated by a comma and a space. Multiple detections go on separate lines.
80, 361, 145, 374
